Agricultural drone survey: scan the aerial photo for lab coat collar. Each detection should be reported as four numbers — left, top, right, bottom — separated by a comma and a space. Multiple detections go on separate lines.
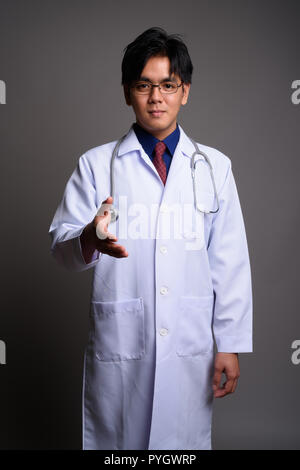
117, 123, 200, 160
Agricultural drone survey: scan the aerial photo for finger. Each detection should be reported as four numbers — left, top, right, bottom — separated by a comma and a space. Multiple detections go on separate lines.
96, 198, 113, 218
95, 215, 112, 232
96, 205, 112, 219
212, 369, 222, 394
231, 378, 238, 394
96, 222, 116, 241
224, 377, 235, 395
107, 233, 118, 241
103, 230, 118, 241
102, 196, 113, 204
96, 207, 112, 219
214, 382, 227, 398
98, 240, 123, 250
106, 250, 128, 258
98, 241, 128, 256
215, 378, 235, 398
101, 246, 128, 258
104, 242, 125, 251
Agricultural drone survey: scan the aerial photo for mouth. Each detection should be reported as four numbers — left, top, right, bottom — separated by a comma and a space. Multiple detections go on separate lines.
148, 110, 166, 117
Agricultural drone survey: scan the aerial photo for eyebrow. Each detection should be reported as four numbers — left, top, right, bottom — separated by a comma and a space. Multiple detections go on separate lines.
138, 76, 177, 83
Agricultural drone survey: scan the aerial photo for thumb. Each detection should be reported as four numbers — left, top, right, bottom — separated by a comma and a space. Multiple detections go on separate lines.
96, 197, 113, 218
102, 196, 113, 205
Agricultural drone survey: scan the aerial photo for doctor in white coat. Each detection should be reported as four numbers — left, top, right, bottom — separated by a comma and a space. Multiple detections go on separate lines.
49, 27, 253, 450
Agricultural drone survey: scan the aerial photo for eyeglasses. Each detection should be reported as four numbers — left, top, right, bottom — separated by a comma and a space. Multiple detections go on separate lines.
131, 80, 183, 95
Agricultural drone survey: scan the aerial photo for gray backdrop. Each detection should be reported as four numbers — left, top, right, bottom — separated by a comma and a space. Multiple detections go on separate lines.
0, 0, 299, 450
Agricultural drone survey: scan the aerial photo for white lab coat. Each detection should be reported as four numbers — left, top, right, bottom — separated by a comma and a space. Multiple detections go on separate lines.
49, 124, 253, 450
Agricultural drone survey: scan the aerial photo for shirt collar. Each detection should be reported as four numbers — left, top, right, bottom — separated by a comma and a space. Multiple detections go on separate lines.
133, 122, 180, 157
117, 123, 200, 161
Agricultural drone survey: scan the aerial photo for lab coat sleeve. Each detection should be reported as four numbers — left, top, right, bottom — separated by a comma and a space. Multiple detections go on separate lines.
208, 161, 253, 353
48, 153, 102, 272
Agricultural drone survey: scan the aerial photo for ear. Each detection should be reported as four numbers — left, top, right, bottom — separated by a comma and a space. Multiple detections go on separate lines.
181, 83, 191, 106
123, 85, 132, 106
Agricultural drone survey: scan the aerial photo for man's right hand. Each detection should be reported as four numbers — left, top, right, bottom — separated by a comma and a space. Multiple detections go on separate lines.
80, 196, 128, 264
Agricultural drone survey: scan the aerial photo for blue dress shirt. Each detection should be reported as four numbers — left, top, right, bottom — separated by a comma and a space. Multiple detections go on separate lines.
133, 122, 180, 176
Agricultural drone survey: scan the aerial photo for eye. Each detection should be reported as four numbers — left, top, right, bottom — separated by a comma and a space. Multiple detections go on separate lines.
135, 82, 150, 91
161, 82, 176, 91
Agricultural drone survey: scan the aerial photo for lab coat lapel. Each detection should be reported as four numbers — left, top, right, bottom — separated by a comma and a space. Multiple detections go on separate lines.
118, 125, 161, 174
161, 125, 195, 205
118, 124, 196, 189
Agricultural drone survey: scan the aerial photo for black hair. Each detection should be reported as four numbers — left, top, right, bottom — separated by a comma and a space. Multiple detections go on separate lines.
121, 27, 193, 86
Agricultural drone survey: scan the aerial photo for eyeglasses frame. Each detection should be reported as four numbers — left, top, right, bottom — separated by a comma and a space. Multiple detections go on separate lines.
130, 80, 184, 95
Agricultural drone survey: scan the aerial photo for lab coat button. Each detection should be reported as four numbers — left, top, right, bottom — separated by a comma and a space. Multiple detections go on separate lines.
160, 205, 168, 213
183, 230, 193, 239
160, 246, 167, 254
160, 286, 168, 295
159, 328, 168, 336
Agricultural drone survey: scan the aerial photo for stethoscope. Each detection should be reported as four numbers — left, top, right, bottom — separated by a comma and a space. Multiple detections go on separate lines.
106, 133, 220, 223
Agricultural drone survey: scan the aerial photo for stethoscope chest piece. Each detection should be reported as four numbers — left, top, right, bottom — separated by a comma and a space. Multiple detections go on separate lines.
110, 206, 119, 223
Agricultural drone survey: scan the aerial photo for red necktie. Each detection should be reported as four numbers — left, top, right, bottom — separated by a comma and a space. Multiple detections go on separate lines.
153, 141, 167, 185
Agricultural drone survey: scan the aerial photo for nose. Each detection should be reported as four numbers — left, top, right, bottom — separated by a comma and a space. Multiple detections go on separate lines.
148, 85, 163, 103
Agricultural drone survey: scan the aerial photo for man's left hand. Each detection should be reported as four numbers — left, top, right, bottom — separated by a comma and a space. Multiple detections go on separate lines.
212, 352, 240, 398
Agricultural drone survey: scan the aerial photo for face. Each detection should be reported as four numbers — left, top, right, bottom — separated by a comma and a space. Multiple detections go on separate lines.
124, 55, 191, 140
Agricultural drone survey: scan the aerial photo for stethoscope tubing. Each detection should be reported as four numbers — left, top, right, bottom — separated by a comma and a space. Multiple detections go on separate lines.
108, 132, 220, 222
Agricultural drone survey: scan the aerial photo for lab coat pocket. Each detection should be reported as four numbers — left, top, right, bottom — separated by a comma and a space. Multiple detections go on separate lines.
176, 295, 214, 357
91, 297, 145, 362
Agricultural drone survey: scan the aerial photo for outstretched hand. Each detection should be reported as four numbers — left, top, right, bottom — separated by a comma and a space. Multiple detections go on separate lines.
80, 196, 128, 263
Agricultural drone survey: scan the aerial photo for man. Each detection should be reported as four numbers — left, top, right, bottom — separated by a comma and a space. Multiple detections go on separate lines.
49, 27, 253, 450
